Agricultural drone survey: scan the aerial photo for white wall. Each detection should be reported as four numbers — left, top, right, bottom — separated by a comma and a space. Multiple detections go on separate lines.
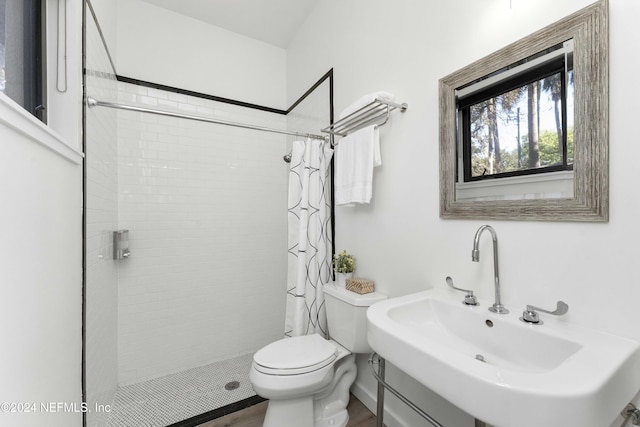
114, 0, 287, 109
0, 0, 84, 425
0, 100, 83, 427
287, 0, 640, 426
84, 5, 119, 427
115, 82, 289, 385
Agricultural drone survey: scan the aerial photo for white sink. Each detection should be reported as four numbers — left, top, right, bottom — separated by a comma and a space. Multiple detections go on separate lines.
367, 288, 640, 427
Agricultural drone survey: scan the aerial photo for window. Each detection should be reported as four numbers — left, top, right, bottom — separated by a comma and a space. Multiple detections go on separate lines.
0, 0, 46, 121
456, 41, 573, 183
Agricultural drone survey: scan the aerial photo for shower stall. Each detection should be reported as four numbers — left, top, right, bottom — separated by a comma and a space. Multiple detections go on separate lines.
83, 2, 332, 426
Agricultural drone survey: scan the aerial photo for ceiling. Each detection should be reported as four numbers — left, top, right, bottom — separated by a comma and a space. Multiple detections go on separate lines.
139, 0, 320, 49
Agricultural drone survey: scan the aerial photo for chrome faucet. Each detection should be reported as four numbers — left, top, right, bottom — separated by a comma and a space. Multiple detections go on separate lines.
472, 225, 508, 314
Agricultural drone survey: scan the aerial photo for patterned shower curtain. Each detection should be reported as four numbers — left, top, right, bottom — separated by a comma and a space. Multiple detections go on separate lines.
284, 138, 334, 338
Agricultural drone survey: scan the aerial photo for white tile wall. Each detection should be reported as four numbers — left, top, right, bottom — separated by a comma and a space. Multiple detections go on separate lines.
116, 82, 289, 385
84, 8, 119, 427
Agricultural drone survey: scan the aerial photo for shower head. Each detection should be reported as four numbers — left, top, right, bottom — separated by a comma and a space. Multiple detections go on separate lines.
283, 152, 292, 163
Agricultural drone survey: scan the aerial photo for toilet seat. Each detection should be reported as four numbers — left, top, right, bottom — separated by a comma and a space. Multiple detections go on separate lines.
253, 334, 338, 376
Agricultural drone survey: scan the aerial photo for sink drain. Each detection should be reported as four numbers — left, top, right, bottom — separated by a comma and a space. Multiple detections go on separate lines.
224, 380, 240, 391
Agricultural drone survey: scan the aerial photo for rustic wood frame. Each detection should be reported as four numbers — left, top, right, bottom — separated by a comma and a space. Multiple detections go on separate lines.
439, 0, 608, 222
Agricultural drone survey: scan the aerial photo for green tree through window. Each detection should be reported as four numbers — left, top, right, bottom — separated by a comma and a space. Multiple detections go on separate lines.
458, 47, 573, 182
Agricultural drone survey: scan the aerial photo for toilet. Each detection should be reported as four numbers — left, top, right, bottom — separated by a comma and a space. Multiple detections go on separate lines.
250, 284, 386, 427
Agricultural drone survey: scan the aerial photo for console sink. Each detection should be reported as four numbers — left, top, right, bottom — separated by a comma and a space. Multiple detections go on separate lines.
367, 288, 640, 427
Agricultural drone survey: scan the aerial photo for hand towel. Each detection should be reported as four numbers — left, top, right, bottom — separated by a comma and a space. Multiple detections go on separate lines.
334, 92, 395, 205
335, 126, 376, 205
340, 91, 394, 167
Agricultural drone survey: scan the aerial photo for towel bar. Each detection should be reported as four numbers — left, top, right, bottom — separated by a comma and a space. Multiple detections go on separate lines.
368, 352, 443, 427
322, 98, 407, 138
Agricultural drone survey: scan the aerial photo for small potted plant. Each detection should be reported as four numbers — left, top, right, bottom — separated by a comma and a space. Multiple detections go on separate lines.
333, 250, 355, 288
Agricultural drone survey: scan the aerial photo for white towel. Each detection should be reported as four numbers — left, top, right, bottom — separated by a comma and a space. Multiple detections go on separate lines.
339, 91, 396, 119
335, 126, 376, 205
334, 92, 395, 205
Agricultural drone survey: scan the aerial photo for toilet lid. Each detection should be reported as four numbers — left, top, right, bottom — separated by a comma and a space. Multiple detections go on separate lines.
253, 334, 337, 374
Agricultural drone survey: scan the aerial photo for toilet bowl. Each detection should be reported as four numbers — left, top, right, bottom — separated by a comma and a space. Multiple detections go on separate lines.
250, 334, 355, 427
250, 284, 386, 427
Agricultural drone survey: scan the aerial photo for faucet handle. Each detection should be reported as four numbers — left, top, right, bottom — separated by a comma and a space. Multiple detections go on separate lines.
520, 301, 569, 325
445, 276, 479, 306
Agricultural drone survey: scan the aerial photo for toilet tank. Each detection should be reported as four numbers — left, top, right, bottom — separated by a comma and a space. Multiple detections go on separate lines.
323, 284, 387, 353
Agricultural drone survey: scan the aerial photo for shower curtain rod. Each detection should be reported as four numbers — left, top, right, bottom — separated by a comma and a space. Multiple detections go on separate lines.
86, 97, 329, 141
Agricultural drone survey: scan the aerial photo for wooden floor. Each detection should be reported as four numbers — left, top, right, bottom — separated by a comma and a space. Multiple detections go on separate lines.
197, 394, 380, 427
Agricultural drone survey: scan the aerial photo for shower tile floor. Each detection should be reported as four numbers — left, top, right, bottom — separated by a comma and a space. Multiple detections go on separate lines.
107, 353, 257, 427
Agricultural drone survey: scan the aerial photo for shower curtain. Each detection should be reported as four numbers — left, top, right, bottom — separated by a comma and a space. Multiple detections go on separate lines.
284, 138, 334, 338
